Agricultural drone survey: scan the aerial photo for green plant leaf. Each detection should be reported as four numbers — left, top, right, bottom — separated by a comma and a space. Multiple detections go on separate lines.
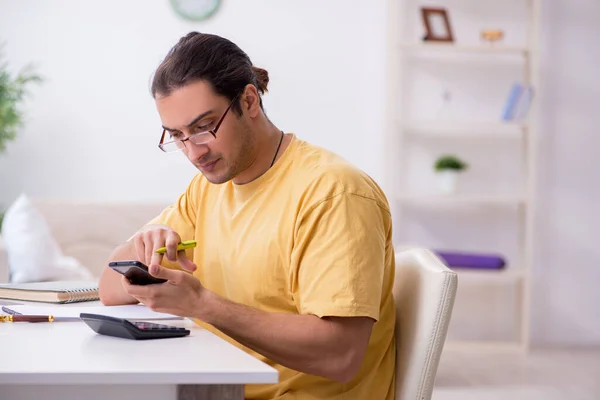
0, 50, 43, 154
434, 154, 468, 171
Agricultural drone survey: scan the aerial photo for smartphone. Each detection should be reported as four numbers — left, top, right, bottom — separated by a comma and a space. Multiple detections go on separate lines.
108, 260, 167, 285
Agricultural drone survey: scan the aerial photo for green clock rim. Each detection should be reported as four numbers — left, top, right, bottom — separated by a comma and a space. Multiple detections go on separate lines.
170, 0, 221, 22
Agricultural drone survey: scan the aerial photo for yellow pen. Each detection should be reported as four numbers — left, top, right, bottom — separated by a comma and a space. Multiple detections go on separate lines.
155, 240, 197, 254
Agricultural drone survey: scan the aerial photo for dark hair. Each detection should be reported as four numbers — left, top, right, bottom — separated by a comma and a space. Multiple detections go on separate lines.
150, 32, 269, 114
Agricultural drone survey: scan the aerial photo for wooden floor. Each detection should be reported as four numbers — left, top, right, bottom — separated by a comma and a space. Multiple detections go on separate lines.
432, 347, 600, 400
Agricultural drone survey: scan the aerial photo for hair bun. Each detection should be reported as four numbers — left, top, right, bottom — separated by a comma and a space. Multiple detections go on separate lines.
252, 66, 269, 94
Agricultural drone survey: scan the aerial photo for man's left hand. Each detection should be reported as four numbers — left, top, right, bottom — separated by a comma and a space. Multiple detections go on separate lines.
122, 263, 205, 318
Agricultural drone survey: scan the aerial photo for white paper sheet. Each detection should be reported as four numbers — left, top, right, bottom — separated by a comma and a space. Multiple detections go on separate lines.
1, 304, 182, 320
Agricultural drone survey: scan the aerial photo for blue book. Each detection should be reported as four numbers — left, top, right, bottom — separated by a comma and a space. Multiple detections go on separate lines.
513, 86, 534, 120
501, 83, 523, 121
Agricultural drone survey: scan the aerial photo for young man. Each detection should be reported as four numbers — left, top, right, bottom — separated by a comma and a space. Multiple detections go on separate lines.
99, 32, 396, 400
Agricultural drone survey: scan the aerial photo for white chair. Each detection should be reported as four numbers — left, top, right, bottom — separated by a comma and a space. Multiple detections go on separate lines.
393, 247, 458, 400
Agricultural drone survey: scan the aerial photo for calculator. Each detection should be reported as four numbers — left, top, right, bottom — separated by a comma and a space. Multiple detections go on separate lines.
80, 313, 190, 340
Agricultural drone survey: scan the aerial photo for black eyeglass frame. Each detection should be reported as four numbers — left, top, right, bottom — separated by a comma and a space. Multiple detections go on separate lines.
158, 93, 241, 153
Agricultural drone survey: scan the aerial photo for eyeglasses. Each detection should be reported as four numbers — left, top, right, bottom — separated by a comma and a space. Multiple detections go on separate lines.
158, 94, 240, 153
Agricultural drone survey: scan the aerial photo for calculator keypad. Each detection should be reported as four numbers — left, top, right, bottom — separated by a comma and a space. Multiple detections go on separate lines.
133, 321, 187, 331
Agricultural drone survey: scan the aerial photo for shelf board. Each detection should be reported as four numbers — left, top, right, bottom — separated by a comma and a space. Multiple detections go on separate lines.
400, 42, 529, 56
452, 267, 526, 282
402, 121, 527, 138
444, 339, 526, 353
398, 194, 528, 205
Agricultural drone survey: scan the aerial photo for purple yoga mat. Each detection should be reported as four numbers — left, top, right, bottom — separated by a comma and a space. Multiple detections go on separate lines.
434, 250, 506, 269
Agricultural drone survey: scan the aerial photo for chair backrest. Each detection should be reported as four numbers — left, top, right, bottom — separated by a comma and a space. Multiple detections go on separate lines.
393, 247, 458, 400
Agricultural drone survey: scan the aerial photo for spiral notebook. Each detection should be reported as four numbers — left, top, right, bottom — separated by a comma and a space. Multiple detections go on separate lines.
0, 281, 99, 304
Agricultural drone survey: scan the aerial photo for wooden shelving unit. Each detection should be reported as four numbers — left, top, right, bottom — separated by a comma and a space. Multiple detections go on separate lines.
398, 194, 527, 206
400, 42, 530, 56
385, 0, 541, 353
402, 121, 527, 138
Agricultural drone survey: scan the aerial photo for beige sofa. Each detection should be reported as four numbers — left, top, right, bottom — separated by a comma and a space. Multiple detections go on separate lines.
0, 199, 169, 283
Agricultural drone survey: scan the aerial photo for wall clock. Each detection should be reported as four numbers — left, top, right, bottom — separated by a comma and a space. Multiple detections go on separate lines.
170, 0, 221, 22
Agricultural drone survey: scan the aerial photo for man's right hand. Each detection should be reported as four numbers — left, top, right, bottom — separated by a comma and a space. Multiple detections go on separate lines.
131, 225, 196, 273
99, 224, 196, 305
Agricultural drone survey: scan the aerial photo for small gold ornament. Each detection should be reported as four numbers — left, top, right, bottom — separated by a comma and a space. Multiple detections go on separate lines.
481, 29, 504, 44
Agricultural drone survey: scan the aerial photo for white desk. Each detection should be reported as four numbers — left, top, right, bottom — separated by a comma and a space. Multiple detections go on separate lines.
0, 308, 278, 400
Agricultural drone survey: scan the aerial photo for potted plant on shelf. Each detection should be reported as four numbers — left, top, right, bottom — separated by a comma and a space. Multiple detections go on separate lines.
0, 51, 42, 229
434, 154, 468, 194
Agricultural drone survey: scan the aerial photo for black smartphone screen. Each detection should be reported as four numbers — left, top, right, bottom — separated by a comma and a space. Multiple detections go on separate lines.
108, 261, 167, 285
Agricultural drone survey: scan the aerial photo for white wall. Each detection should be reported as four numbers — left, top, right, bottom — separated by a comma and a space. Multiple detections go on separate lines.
0, 0, 386, 206
0, 0, 598, 347
531, 0, 600, 347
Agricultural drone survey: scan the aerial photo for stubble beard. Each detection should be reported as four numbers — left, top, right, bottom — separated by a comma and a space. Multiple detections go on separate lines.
202, 123, 256, 185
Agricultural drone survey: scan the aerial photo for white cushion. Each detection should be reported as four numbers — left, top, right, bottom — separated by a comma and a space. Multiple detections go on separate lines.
0, 194, 94, 283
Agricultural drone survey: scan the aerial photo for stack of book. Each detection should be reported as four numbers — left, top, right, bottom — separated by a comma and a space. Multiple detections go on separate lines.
0, 281, 99, 304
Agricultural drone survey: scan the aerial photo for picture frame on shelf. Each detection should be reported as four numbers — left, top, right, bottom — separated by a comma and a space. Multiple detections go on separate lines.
421, 7, 454, 42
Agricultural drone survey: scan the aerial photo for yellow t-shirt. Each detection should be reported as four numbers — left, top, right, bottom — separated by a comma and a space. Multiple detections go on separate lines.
149, 134, 396, 400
